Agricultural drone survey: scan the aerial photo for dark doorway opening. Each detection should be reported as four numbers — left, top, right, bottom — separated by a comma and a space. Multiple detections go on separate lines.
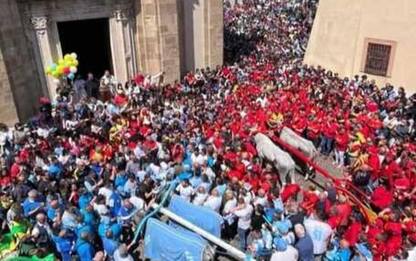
57, 18, 112, 80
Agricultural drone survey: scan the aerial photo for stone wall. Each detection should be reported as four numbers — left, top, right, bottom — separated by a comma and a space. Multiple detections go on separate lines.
0, 0, 43, 125
304, 0, 416, 93
0, 48, 19, 125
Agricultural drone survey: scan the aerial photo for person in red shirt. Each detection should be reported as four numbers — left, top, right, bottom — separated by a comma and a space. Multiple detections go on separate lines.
366, 144, 381, 180
281, 183, 300, 203
306, 117, 321, 147
343, 214, 362, 246
384, 212, 403, 257
243, 171, 260, 192
381, 154, 402, 190
10, 156, 21, 180
334, 127, 349, 168
113, 90, 128, 107
371, 186, 393, 211
300, 185, 320, 215
292, 115, 307, 135
0, 168, 11, 188
328, 195, 352, 228
319, 118, 337, 156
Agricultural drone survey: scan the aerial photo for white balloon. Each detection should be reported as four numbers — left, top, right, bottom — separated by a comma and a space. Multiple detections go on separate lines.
70, 66, 77, 73
71, 52, 77, 59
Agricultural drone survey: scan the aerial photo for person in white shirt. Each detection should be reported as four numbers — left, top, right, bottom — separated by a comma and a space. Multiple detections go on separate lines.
406, 246, 416, 261
232, 197, 253, 250
192, 186, 208, 206
203, 188, 222, 212
92, 195, 109, 218
304, 211, 333, 256
191, 149, 207, 166
123, 175, 137, 196
129, 190, 145, 212
222, 190, 237, 240
176, 179, 194, 202
253, 188, 268, 207
239, 188, 253, 205
113, 244, 134, 261
271, 237, 298, 261
98, 183, 114, 205
134, 143, 145, 159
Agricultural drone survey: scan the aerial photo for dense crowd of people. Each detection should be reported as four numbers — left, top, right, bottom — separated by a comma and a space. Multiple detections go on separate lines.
0, 0, 416, 260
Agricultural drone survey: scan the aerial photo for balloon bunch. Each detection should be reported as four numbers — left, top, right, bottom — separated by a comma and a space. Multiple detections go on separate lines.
46, 53, 79, 81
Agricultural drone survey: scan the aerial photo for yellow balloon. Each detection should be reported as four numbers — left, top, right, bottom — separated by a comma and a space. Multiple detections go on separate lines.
51, 71, 59, 78
73, 60, 79, 66
58, 58, 65, 65
64, 54, 71, 60
57, 65, 64, 74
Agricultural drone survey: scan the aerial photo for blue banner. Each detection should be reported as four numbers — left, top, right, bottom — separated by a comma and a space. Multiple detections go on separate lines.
144, 218, 207, 261
168, 195, 223, 238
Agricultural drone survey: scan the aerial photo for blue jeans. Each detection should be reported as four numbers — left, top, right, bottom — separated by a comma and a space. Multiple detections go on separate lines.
237, 227, 249, 251
320, 136, 333, 155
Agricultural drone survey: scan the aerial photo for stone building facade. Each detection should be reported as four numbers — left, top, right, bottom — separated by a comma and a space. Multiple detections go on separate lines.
304, 0, 416, 93
0, 0, 223, 125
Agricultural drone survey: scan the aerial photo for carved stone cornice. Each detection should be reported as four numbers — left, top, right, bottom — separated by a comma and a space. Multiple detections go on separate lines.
114, 9, 132, 21
30, 16, 48, 35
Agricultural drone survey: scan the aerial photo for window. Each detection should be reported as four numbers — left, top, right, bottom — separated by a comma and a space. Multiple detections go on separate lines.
362, 39, 396, 77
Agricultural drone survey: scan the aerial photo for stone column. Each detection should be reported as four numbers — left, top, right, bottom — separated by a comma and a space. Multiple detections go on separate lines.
110, 9, 138, 84
122, 11, 138, 79
110, 10, 127, 83
135, 0, 181, 83
177, 0, 223, 74
30, 16, 56, 99
204, 0, 224, 68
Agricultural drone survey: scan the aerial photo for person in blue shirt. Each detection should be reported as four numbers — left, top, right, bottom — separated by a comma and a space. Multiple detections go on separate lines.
75, 215, 95, 239
109, 191, 122, 217
207, 154, 216, 168
189, 168, 202, 188
294, 224, 314, 261
22, 189, 44, 218
47, 157, 63, 180
114, 171, 128, 192
46, 195, 63, 222
214, 177, 227, 196
325, 239, 352, 261
102, 230, 119, 257
98, 216, 122, 239
118, 199, 136, 224
78, 189, 93, 210
90, 162, 102, 176
75, 231, 95, 261
352, 243, 372, 261
52, 229, 74, 261
61, 207, 79, 231
80, 205, 97, 227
